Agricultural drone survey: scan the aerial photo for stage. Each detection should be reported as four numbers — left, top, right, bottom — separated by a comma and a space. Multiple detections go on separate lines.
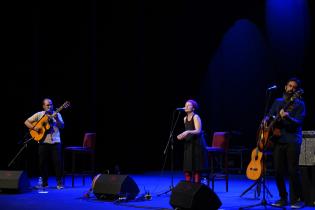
0, 171, 314, 210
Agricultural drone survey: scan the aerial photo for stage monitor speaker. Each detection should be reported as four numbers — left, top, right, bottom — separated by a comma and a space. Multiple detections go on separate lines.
170, 181, 222, 210
0, 170, 30, 193
92, 174, 140, 200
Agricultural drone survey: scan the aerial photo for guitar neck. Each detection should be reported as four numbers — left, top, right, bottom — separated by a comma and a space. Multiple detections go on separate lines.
52, 107, 63, 117
267, 99, 295, 130
52, 101, 69, 117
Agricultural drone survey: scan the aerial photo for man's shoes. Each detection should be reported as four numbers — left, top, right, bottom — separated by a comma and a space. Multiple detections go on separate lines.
35, 183, 48, 189
271, 199, 288, 207
57, 181, 64, 190
291, 200, 305, 209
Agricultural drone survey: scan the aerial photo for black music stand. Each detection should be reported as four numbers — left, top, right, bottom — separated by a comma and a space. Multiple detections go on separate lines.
158, 109, 181, 196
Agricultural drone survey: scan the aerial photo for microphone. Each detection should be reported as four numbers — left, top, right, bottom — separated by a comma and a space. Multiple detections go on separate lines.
176, 107, 185, 111
267, 85, 277, 91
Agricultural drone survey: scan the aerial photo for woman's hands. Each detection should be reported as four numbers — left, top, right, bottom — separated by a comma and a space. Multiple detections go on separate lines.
177, 131, 190, 140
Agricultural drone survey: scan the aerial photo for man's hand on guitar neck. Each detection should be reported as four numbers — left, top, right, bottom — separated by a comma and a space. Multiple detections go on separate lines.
279, 109, 289, 119
46, 113, 64, 129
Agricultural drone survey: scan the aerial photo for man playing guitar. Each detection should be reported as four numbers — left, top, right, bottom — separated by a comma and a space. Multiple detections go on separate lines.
24, 98, 66, 190
265, 77, 306, 209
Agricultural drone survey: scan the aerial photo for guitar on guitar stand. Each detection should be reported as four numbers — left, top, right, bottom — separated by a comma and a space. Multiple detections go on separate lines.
239, 121, 273, 199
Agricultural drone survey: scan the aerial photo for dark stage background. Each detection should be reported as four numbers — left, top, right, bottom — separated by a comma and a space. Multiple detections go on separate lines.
1, 0, 314, 176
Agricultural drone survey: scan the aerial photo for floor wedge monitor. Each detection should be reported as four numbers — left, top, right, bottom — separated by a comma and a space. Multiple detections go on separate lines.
0, 170, 30, 193
92, 174, 139, 200
170, 181, 222, 210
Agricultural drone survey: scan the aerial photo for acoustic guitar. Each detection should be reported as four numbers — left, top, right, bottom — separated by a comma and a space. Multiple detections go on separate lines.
30, 101, 70, 142
246, 147, 264, 180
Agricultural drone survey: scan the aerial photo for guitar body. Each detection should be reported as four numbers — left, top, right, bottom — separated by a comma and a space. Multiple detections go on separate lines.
30, 115, 50, 142
246, 148, 263, 180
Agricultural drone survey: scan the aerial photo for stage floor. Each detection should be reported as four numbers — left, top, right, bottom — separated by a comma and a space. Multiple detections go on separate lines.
0, 171, 314, 210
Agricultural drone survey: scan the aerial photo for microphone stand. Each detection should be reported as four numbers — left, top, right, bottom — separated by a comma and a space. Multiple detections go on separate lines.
158, 109, 181, 196
8, 118, 44, 168
240, 85, 276, 198
239, 87, 284, 209
8, 137, 34, 168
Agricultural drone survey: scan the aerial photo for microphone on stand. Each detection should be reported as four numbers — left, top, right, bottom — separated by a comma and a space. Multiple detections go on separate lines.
176, 107, 185, 111
267, 85, 277, 91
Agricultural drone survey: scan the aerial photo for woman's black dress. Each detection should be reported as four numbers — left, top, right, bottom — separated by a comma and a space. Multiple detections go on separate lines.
183, 114, 209, 172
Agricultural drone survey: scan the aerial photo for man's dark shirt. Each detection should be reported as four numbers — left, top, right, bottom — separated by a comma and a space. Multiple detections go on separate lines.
268, 97, 306, 144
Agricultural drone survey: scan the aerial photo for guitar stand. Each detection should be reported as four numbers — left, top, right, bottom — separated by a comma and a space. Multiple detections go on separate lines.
239, 176, 284, 209
8, 137, 34, 168
239, 152, 284, 210
240, 176, 272, 199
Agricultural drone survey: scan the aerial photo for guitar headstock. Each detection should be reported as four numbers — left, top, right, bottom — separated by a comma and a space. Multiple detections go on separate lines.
290, 89, 304, 101
52, 101, 70, 116
62, 101, 71, 109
